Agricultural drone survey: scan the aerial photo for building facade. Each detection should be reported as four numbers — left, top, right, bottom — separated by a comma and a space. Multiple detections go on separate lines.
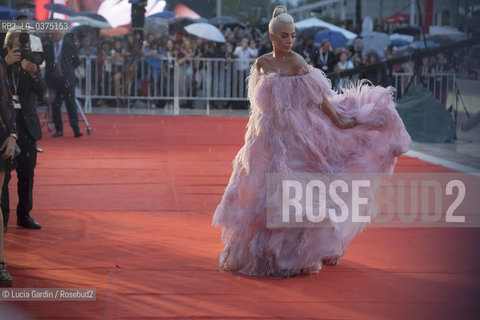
289, 0, 479, 32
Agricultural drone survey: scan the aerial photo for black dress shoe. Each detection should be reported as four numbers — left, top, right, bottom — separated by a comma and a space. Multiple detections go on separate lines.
0, 262, 13, 287
3, 224, 6, 233
17, 217, 42, 229
52, 131, 63, 137
74, 131, 83, 138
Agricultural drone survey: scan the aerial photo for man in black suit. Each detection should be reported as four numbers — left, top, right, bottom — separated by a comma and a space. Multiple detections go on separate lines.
2, 30, 46, 230
313, 39, 338, 75
44, 30, 82, 138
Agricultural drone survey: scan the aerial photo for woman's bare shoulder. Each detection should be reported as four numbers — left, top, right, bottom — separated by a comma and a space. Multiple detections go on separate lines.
255, 53, 273, 70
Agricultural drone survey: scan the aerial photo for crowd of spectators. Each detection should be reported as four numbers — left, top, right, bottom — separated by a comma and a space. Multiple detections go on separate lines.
34, 22, 480, 109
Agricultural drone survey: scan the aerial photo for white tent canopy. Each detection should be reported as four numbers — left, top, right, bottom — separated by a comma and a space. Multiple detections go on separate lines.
294, 17, 357, 40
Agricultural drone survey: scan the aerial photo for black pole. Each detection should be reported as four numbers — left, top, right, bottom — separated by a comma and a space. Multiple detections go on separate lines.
355, 0, 362, 33
50, 0, 54, 19
416, 0, 427, 48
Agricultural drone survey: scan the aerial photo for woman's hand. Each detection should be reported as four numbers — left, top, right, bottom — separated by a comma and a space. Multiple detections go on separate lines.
335, 118, 356, 129
322, 96, 356, 130
0, 136, 16, 160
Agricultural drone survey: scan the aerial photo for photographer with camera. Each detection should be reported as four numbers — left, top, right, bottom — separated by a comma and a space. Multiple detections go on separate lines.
2, 28, 45, 231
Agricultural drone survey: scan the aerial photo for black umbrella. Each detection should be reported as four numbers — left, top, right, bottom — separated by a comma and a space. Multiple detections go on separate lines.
69, 24, 95, 35
393, 26, 422, 36
426, 34, 461, 46
298, 26, 327, 40
209, 16, 246, 29
169, 17, 207, 35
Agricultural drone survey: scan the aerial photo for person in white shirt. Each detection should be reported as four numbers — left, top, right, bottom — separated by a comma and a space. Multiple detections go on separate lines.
234, 38, 258, 71
233, 38, 258, 106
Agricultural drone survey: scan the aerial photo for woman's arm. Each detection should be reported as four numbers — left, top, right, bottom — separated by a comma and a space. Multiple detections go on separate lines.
321, 95, 355, 129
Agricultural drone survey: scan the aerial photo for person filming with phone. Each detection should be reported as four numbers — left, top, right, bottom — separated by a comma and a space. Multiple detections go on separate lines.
2, 27, 45, 231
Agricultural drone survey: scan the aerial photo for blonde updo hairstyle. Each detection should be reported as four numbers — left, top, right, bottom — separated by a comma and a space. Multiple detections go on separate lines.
268, 5, 294, 34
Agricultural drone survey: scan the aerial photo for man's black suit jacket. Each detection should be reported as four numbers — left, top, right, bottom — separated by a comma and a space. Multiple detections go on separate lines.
313, 49, 338, 74
44, 34, 80, 89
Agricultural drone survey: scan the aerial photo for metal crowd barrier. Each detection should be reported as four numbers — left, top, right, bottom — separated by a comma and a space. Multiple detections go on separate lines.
75, 56, 255, 115
392, 72, 457, 107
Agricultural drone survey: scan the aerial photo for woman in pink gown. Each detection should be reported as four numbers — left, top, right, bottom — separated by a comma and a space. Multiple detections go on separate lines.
213, 6, 411, 277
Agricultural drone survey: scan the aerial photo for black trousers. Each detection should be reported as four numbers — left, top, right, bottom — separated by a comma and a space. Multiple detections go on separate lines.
1, 114, 37, 225
52, 79, 80, 134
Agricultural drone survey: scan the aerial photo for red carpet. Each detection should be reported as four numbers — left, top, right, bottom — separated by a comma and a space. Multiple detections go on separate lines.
2, 114, 479, 319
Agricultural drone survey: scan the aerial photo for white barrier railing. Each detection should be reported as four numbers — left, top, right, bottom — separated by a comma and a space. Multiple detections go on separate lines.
75, 56, 255, 115
392, 72, 457, 107
76, 57, 458, 114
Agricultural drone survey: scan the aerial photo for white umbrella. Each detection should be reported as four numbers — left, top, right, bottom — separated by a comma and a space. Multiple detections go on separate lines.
294, 17, 357, 40
67, 12, 112, 29
184, 23, 226, 43
390, 33, 414, 43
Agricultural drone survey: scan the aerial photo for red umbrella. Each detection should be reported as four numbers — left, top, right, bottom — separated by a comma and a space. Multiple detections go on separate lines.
384, 14, 410, 24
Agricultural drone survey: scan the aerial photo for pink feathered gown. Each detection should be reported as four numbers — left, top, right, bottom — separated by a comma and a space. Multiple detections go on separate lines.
212, 65, 411, 277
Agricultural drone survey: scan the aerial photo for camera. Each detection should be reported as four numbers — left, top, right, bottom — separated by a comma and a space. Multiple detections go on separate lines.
17, 33, 44, 65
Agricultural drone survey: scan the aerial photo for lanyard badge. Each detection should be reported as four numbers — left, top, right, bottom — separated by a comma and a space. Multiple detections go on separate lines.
12, 94, 21, 109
